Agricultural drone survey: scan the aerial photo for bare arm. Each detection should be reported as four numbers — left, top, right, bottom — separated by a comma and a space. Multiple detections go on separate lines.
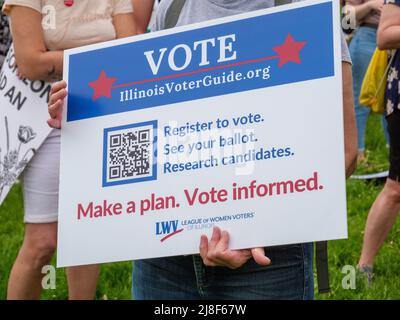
342, 62, 358, 177
47, 12, 136, 129
345, 0, 383, 23
113, 12, 137, 38
132, 0, 154, 34
377, 4, 400, 50
9, 6, 63, 81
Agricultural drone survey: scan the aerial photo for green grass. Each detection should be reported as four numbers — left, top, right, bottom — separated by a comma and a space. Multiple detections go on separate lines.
317, 113, 400, 300
0, 183, 132, 300
0, 114, 399, 300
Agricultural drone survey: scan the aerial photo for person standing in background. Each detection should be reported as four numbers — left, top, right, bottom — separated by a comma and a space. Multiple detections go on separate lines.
48, 0, 358, 301
2, 0, 136, 300
0, 0, 12, 67
358, 0, 400, 281
345, 1, 389, 164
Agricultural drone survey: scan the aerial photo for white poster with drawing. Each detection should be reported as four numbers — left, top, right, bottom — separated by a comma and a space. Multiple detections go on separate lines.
0, 45, 52, 205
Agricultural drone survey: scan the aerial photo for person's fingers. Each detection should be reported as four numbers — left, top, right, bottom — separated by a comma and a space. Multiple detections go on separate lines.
203, 259, 218, 267
199, 235, 218, 267
49, 88, 67, 106
208, 231, 228, 266
49, 99, 64, 119
209, 227, 221, 248
216, 230, 230, 252
207, 227, 223, 263
202, 228, 255, 269
48, 99, 63, 128
199, 235, 209, 260
213, 250, 251, 269
50, 80, 67, 95
47, 118, 61, 129
251, 247, 271, 266
210, 231, 251, 269
203, 229, 233, 267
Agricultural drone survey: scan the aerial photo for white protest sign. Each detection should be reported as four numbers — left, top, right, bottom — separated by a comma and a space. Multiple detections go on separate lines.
58, 0, 347, 267
0, 45, 52, 205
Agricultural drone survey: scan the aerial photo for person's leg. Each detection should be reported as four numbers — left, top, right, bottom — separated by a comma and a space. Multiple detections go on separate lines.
349, 27, 377, 156
359, 111, 400, 268
7, 130, 101, 300
204, 243, 314, 300
7, 131, 61, 300
358, 179, 400, 267
7, 223, 57, 300
33, 130, 101, 300
132, 256, 201, 300
66, 265, 101, 300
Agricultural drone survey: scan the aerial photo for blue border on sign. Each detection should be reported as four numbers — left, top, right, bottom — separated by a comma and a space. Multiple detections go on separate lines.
102, 120, 158, 188
67, 2, 335, 122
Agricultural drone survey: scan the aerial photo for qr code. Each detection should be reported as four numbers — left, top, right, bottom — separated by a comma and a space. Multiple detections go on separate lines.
103, 121, 157, 187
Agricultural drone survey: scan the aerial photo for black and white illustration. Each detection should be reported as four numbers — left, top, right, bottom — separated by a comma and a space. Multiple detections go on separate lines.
0, 116, 36, 200
0, 45, 52, 205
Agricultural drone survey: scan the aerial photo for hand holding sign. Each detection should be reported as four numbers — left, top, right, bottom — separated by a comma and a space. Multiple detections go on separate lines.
48, 81, 67, 129
57, 1, 347, 267
200, 227, 271, 269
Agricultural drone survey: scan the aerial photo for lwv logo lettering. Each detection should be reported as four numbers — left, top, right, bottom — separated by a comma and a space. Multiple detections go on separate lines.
156, 220, 184, 242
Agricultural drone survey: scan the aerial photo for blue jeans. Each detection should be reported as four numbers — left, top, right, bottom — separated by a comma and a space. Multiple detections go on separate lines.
132, 243, 314, 300
349, 26, 389, 151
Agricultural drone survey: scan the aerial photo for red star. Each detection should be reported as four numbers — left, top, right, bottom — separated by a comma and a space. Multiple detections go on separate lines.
89, 70, 117, 101
273, 33, 307, 67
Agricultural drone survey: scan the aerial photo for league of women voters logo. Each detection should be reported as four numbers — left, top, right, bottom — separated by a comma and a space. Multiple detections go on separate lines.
87, 33, 307, 101
156, 220, 184, 243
